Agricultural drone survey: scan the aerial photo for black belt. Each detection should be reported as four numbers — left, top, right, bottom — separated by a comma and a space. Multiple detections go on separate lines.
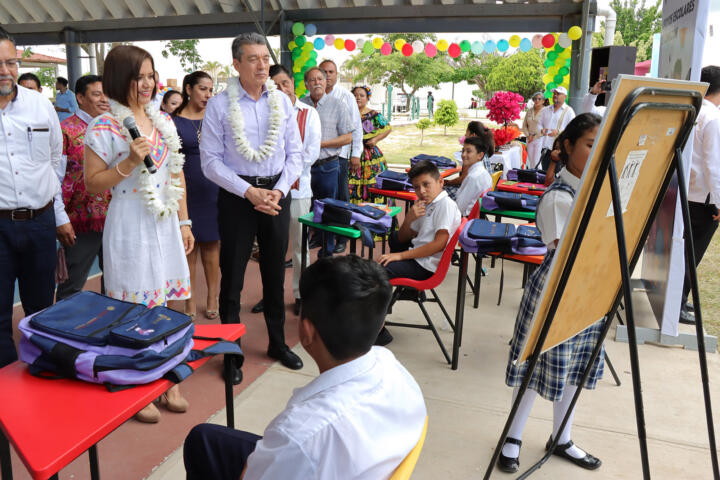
314, 156, 339, 167
0, 201, 52, 221
239, 173, 282, 189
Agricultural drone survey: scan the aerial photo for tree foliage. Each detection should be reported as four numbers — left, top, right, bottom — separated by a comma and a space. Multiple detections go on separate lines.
416, 118, 432, 145
345, 34, 452, 109
485, 50, 544, 100
443, 53, 503, 100
162, 39, 202, 72
433, 99, 459, 135
35, 67, 57, 88
594, 0, 662, 61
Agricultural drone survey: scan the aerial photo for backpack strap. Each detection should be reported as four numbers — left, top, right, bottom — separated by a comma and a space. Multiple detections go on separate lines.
556, 105, 569, 132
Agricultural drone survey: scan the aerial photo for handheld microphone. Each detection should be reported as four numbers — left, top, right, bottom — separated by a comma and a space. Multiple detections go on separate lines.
122, 116, 157, 174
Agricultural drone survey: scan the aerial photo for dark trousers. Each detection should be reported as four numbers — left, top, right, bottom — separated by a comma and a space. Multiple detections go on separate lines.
384, 232, 434, 280
682, 201, 719, 303
0, 208, 56, 367
218, 188, 290, 349
184, 424, 261, 480
336, 157, 350, 247
310, 159, 339, 257
56, 231, 104, 301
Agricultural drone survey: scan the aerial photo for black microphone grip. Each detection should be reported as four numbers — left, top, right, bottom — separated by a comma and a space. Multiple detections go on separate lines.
122, 117, 157, 174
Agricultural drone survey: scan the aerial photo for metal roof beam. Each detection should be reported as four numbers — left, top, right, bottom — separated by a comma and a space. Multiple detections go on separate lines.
101, 0, 127, 18
78, 0, 108, 20
18, 0, 47, 22
2, 0, 29, 22
192, 0, 215, 14
125, 0, 150, 17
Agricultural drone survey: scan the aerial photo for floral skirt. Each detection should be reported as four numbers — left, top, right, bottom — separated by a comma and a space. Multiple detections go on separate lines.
349, 145, 387, 204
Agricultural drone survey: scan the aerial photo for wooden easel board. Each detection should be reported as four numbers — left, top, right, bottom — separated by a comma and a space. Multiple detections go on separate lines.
517, 75, 707, 363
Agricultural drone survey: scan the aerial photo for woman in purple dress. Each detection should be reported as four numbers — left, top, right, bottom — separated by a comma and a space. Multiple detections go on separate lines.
173, 72, 220, 319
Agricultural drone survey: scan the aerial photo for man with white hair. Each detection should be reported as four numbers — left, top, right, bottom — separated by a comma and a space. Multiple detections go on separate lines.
537, 86, 576, 169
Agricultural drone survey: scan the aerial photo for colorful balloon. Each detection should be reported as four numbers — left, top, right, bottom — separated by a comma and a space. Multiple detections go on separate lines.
532, 34, 543, 49
448, 43, 461, 58
484, 40, 496, 53
402, 43, 413, 57
304, 24, 317, 37
381, 42, 392, 55
288, 41, 297, 50
362, 42, 374, 54
497, 39, 509, 52
519, 38, 532, 52
509, 35, 521, 48
544, 59, 554, 68
291, 22, 304, 36
547, 51, 558, 61
559, 66, 570, 76
324, 35, 335, 46
568, 26, 583, 41
357, 39, 365, 48
345, 39, 356, 51
554, 44, 565, 53
542, 73, 553, 84
295, 35, 306, 47
460, 40, 471, 52
394, 39, 406, 51
372, 37, 383, 49
437, 39, 449, 51
542, 34, 556, 49
412, 40, 424, 53
558, 33, 572, 48
334, 38, 345, 50
471, 41, 483, 54
553, 74, 564, 83
302, 42, 312, 52
313, 38, 325, 50
544, 89, 553, 99
424, 43, 437, 58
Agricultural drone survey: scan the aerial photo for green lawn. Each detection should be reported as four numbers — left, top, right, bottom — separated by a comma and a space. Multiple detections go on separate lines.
377, 120, 720, 336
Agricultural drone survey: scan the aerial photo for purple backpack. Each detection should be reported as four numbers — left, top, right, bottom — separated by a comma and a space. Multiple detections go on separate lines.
18, 291, 242, 389
313, 198, 392, 247
376, 170, 413, 191
507, 168, 546, 184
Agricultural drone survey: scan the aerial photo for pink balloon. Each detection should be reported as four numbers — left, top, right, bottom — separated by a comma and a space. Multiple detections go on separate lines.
424, 43, 437, 58
380, 42, 392, 55
324, 35, 335, 46
531, 34, 543, 49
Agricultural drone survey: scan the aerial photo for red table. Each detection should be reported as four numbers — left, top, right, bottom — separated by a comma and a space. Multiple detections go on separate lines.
0, 323, 245, 480
495, 179, 546, 196
403, 166, 461, 178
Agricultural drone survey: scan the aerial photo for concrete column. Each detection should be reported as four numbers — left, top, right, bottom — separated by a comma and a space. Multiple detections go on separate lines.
63, 30, 82, 89
280, 19, 293, 75
568, 0, 594, 113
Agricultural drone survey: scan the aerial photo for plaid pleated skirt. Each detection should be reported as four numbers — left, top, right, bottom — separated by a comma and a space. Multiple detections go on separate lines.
505, 249, 606, 402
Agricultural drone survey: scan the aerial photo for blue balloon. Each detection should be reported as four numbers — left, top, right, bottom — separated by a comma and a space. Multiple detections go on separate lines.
484, 40, 496, 53
497, 39, 509, 52
305, 23, 317, 37
313, 37, 325, 50
519, 38, 532, 52
471, 41, 483, 55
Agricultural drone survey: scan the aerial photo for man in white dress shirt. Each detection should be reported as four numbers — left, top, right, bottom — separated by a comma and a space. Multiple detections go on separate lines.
320, 59, 363, 253
0, 31, 71, 367
184, 255, 427, 480
679, 66, 720, 324
537, 86, 576, 169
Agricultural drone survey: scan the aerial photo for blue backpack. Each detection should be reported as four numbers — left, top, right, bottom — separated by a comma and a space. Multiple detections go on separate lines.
483, 191, 540, 212
376, 170, 413, 191
410, 154, 456, 169
18, 291, 243, 390
313, 198, 392, 247
459, 219, 516, 254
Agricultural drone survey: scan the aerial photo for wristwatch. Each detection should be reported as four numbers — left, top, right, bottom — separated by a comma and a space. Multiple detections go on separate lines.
179, 219, 192, 228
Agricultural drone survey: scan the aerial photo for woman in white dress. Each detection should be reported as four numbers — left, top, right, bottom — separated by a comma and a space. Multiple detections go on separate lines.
84, 45, 194, 423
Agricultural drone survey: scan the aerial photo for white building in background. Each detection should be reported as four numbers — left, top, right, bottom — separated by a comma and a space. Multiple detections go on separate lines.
705, 9, 720, 67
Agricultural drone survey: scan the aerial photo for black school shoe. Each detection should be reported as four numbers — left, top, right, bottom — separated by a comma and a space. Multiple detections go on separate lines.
251, 300, 264, 313
497, 437, 521, 473
545, 436, 601, 470
267, 344, 303, 370
679, 305, 695, 325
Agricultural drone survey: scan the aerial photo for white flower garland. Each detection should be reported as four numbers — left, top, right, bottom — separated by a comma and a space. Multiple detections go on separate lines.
227, 77, 283, 163
109, 100, 185, 218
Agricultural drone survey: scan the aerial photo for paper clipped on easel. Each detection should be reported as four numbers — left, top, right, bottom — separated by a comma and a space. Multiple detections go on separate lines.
606, 150, 648, 217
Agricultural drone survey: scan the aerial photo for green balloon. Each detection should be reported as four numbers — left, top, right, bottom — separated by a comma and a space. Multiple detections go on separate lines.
291, 22, 304, 36
294, 72, 303, 81
362, 42, 373, 54
309, 50, 318, 59
307, 58, 317, 67
554, 44, 565, 52
565, 59, 572, 67
545, 90, 553, 99
460, 40, 471, 52
302, 42, 313, 52
559, 66, 570, 76
547, 82, 557, 90
301, 65, 310, 73
291, 48, 301, 59
295, 35, 306, 47
544, 59, 554, 68
547, 51, 558, 61
554, 74, 564, 83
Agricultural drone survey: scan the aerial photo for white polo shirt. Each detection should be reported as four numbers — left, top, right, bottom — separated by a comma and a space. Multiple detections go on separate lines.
410, 190, 461, 272
536, 167, 580, 249
455, 161, 493, 216
244, 347, 427, 480
537, 103, 576, 150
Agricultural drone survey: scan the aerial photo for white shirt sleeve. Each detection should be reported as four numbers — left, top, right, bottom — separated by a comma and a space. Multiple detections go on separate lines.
537, 190, 574, 247
304, 107, 321, 168
48, 102, 69, 227
244, 428, 316, 480
581, 93, 598, 114
454, 167, 492, 217
345, 90, 363, 158
432, 199, 458, 235
700, 117, 720, 208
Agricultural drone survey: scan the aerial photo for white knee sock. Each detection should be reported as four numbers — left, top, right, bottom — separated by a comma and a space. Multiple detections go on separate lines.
501, 388, 537, 458
552, 385, 586, 459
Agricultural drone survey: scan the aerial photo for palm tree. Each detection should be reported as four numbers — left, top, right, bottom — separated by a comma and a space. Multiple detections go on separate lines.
202, 61, 223, 81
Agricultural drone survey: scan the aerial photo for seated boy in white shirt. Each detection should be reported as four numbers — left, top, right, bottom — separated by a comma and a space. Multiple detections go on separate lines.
376, 160, 461, 345
455, 135, 494, 217
184, 255, 427, 480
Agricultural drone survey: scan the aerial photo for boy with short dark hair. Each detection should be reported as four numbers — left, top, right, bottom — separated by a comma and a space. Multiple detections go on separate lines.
184, 255, 427, 480
455, 136, 494, 217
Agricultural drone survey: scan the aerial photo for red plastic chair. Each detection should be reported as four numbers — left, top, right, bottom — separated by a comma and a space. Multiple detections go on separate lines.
385, 218, 468, 364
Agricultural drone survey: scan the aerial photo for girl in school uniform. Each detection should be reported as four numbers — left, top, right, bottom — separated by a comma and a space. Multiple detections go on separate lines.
498, 113, 604, 473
